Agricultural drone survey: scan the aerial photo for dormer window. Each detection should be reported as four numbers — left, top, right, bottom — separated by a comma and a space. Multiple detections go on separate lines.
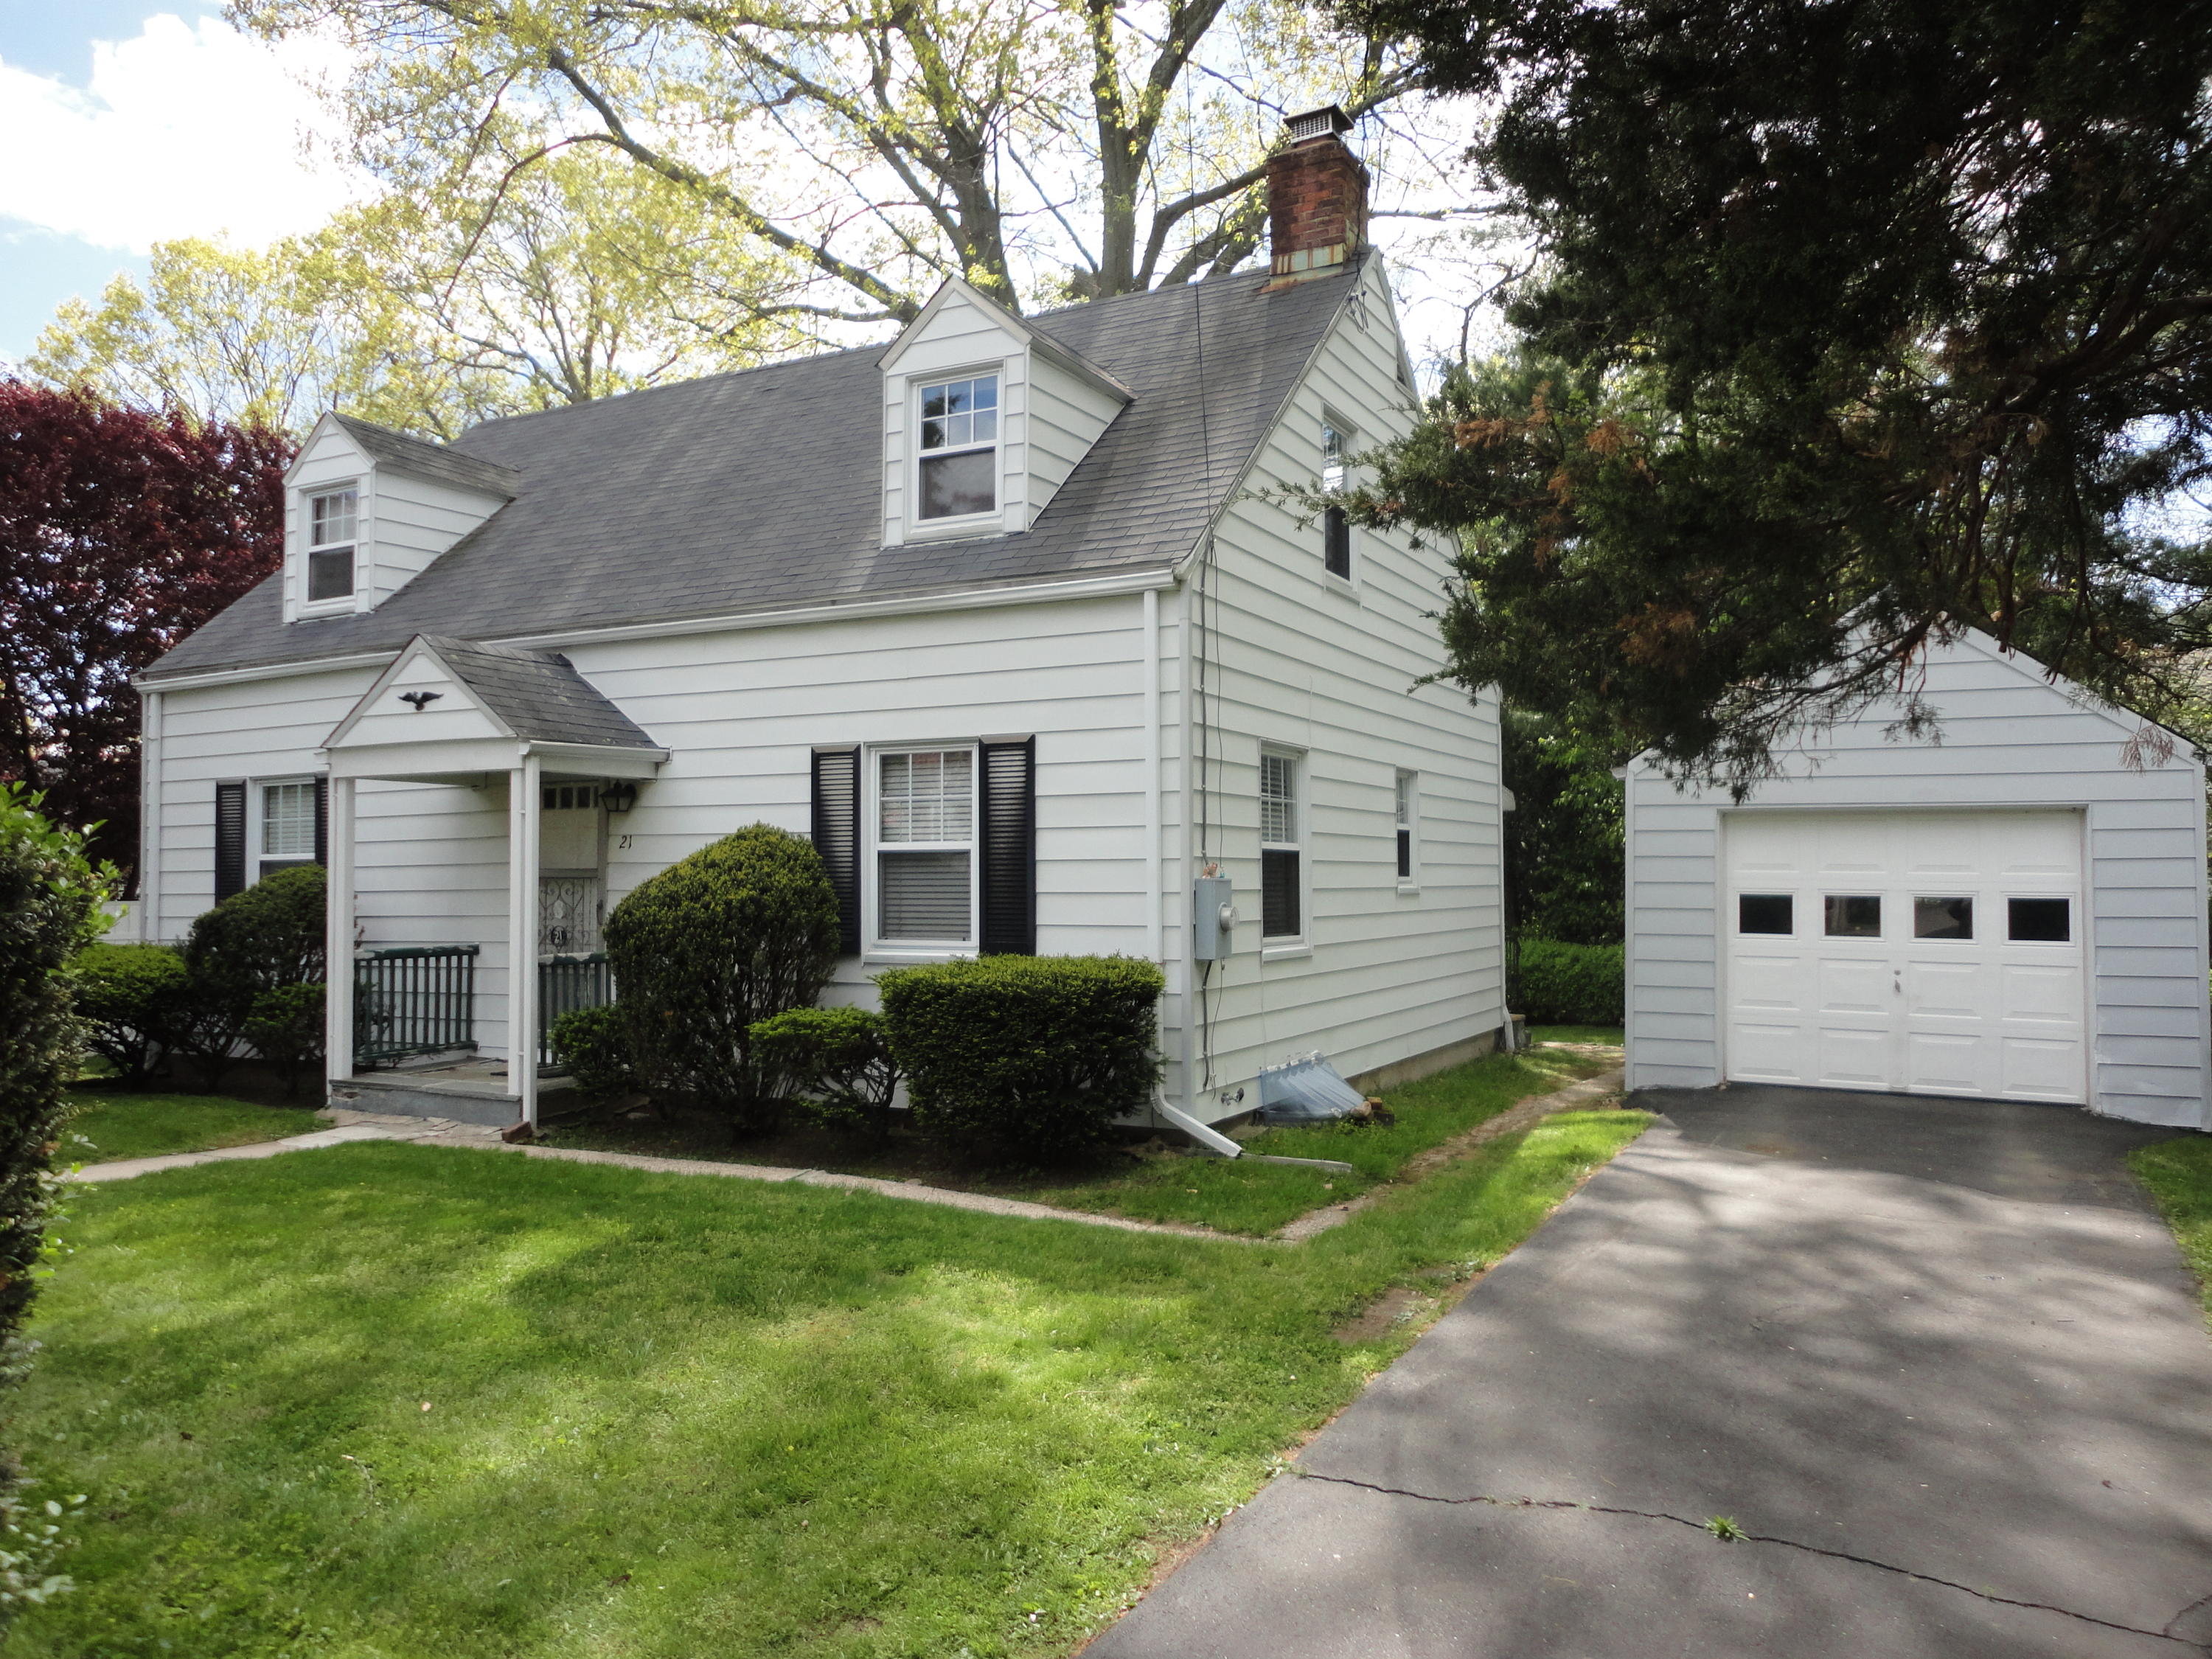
917, 373, 999, 520
307, 488, 358, 603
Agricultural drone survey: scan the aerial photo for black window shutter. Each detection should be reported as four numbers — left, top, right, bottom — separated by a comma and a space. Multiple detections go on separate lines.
1324, 506, 1351, 578
313, 776, 330, 866
1262, 849, 1301, 937
978, 737, 1036, 956
811, 747, 861, 954
215, 780, 247, 902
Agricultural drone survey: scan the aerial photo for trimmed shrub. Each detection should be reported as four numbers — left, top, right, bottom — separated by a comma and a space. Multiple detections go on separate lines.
243, 983, 324, 1099
168, 866, 328, 1090
0, 787, 111, 1618
877, 955, 1164, 1162
750, 1006, 902, 1141
603, 825, 839, 1132
1515, 937, 1624, 1026
549, 1003, 636, 1099
68, 943, 186, 1083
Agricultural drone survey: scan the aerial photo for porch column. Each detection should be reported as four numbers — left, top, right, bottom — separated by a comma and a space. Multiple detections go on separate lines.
325, 775, 357, 1088
507, 752, 542, 1129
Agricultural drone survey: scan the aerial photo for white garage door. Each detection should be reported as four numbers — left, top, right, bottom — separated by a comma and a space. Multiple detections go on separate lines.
1722, 810, 2086, 1103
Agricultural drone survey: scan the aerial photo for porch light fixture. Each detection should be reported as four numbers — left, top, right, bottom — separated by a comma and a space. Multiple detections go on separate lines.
598, 780, 639, 814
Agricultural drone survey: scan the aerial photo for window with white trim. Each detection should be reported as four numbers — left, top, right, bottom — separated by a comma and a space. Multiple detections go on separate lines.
917, 373, 999, 520
307, 487, 358, 603
258, 779, 317, 879
1261, 750, 1302, 940
1321, 417, 1352, 579
1394, 769, 1417, 883
874, 746, 977, 945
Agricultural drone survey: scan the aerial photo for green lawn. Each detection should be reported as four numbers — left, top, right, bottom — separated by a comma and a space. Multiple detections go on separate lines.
11, 1107, 1647, 1658
1527, 1024, 1624, 1048
2132, 1135, 2212, 1322
63, 1090, 325, 1164
547, 1046, 1619, 1239
1015, 1046, 1618, 1234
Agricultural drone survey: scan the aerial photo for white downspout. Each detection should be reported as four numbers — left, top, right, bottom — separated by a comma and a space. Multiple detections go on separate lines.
1144, 586, 1163, 968
138, 689, 163, 942
325, 775, 357, 1092
507, 752, 543, 1130
1178, 577, 1200, 1124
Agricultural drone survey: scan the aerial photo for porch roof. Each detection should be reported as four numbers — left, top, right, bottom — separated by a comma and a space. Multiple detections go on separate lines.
321, 634, 667, 782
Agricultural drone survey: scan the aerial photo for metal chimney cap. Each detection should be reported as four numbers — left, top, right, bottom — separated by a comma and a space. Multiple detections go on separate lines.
1284, 105, 1352, 142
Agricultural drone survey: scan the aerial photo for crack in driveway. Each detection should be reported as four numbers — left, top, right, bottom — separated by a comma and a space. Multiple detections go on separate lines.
1296, 1470, 2211, 1650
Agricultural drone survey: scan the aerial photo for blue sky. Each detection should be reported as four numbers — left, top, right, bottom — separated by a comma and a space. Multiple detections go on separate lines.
0, 2, 353, 366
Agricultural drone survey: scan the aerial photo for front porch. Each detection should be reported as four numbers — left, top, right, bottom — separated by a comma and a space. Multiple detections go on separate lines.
320, 635, 667, 1130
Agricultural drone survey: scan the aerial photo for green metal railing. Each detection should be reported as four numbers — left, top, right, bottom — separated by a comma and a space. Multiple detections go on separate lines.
538, 953, 613, 1067
354, 946, 479, 1067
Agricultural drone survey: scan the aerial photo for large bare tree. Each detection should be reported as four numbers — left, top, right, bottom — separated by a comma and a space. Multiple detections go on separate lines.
230, 0, 1438, 325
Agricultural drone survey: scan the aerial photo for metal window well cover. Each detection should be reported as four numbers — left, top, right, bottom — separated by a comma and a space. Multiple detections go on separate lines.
1256, 1053, 1368, 1125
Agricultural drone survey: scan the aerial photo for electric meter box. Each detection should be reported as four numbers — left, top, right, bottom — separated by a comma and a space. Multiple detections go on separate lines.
1193, 876, 1235, 961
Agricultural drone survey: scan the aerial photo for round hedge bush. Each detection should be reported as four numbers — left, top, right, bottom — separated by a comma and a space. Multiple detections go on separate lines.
602, 824, 838, 1130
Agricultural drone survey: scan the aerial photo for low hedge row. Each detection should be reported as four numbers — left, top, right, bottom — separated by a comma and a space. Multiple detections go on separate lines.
554, 950, 1165, 1164
1516, 936, 1624, 1026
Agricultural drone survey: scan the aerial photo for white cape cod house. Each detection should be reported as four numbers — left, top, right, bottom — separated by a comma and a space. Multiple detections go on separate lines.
135, 110, 1509, 1129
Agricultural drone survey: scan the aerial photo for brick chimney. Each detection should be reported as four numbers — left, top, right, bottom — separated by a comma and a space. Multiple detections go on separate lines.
1267, 105, 1368, 281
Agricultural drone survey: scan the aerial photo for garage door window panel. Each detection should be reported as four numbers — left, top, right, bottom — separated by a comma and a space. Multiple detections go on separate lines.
1738, 894, 1793, 935
1824, 894, 1882, 937
2008, 897, 2070, 942
1913, 896, 1973, 940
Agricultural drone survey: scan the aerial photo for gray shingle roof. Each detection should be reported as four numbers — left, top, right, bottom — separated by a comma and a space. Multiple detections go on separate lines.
332, 414, 522, 498
417, 636, 661, 750
150, 260, 1363, 682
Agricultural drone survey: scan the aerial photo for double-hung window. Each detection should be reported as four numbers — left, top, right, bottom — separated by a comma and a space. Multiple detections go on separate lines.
875, 747, 977, 945
258, 779, 318, 880
307, 487, 358, 603
1321, 418, 1352, 579
917, 373, 999, 521
1394, 770, 1416, 883
1260, 750, 1302, 940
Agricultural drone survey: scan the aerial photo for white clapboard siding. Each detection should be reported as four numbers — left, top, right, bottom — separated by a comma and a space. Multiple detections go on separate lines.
1625, 631, 2211, 1129
1165, 252, 1504, 1107
153, 665, 526, 1054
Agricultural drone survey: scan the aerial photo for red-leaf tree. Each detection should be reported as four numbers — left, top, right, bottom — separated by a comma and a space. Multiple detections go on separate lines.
0, 382, 291, 880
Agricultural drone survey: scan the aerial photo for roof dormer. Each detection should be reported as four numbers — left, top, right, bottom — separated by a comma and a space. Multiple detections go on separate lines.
878, 278, 1132, 546
282, 413, 521, 625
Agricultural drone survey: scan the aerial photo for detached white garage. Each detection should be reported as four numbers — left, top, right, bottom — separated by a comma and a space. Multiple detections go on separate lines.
1624, 630, 2211, 1130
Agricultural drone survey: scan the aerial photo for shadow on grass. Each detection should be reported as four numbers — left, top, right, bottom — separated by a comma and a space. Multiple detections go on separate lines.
16, 1109, 1646, 1658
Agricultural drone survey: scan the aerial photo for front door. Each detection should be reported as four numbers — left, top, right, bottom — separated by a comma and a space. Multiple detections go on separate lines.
539, 782, 603, 956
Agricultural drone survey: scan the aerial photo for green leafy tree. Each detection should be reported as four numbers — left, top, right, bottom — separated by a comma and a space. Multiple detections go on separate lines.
32, 150, 800, 439
232, 0, 1438, 325
0, 787, 111, 1621
1332, 0, 2212, 785
1502, 707, 1622, 946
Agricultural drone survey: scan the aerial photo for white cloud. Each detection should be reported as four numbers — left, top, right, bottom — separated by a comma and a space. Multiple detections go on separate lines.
0, 13, 359, 253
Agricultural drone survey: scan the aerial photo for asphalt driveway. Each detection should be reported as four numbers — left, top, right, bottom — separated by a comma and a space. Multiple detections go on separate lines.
1085, 1088, 2212, 1658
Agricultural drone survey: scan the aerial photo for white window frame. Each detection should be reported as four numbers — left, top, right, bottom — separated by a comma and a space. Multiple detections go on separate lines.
1259, 746, 1307, 951
300, 484, 362, 615
1320, 411, 1355, 585
252, 775, 319, 880
1394, 769, 1419, 890
864, 741, 981, 959
908, 368, 1004, 536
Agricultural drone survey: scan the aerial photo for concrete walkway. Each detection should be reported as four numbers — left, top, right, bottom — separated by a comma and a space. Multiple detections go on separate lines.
1084, 1088, 2212, 1658
65, 1065, 1626, 1245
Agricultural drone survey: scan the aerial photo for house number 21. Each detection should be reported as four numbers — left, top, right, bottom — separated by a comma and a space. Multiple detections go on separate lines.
616, 834, 633, 850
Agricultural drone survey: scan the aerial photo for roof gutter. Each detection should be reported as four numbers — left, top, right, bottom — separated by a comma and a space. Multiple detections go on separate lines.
135, 568, 1183, 693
